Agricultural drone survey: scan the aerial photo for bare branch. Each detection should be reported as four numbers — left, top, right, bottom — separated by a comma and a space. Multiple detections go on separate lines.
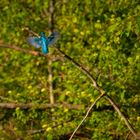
55, 48, 140, 140
0, 43, 42, 56
0, 103, 83, 110
55, 48, 104, 94
105, 95, 140, 140
69, 93, 105, 140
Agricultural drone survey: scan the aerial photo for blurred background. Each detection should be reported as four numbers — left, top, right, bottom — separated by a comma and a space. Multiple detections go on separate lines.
0, 0, 140, 139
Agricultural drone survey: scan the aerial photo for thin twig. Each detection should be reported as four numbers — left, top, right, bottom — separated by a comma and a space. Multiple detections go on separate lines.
125, 132, 131, 140
69, 93, 105, 140
105, 95, 140, 140
22, 27, 40, 37
0, 44, 42, 56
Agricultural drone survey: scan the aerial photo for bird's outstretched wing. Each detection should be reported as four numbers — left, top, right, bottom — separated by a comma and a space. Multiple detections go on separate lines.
47, 31, 59, 46
27, 37, 43, 48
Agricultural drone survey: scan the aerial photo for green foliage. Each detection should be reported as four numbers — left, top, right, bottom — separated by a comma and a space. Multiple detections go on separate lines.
0, 0, 140, 139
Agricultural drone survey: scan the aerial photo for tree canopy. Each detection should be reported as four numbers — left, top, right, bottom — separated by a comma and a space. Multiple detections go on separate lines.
0, 0, 140, 139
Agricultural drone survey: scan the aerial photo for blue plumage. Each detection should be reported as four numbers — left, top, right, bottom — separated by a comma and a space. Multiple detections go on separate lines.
27, 31, 59, 54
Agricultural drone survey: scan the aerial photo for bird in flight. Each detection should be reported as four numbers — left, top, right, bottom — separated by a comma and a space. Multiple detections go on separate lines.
27, 31, 59, 54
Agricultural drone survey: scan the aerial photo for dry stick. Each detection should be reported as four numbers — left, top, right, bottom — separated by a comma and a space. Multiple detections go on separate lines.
0, 102, 82, 110
55, 48, 104, 94
125, 132, 131, 140
0, 43, 139, 139
48, 0, 55, 105
0, 44, 42, 56
48, 59, 54, 104
69, 93, 105, 140
22, 27, 40, 37
55, 48, 140, 140
105, 95, 140, 139
48, 0, 55, 127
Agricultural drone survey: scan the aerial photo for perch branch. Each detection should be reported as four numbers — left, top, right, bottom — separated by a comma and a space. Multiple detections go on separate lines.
55, 48, 140, 140
55, 48, 104, 94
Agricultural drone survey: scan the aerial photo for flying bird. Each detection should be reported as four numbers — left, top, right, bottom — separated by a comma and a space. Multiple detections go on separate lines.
27, 31, 59, 54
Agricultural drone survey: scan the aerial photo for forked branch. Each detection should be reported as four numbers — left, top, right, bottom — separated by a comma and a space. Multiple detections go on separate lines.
0, 41, 139, 139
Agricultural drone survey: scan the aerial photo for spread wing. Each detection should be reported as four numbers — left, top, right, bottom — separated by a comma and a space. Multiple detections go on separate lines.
27, 37, 43, 48
47, 31, 59, 46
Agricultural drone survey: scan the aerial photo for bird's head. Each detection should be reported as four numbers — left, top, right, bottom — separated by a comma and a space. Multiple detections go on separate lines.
40, 32, 45, 37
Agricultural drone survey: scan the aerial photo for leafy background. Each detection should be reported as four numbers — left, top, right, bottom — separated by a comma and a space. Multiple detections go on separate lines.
0, 0, 140, 139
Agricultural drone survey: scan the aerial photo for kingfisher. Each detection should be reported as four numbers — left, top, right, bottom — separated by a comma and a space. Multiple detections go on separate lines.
27, 31, 59, 54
